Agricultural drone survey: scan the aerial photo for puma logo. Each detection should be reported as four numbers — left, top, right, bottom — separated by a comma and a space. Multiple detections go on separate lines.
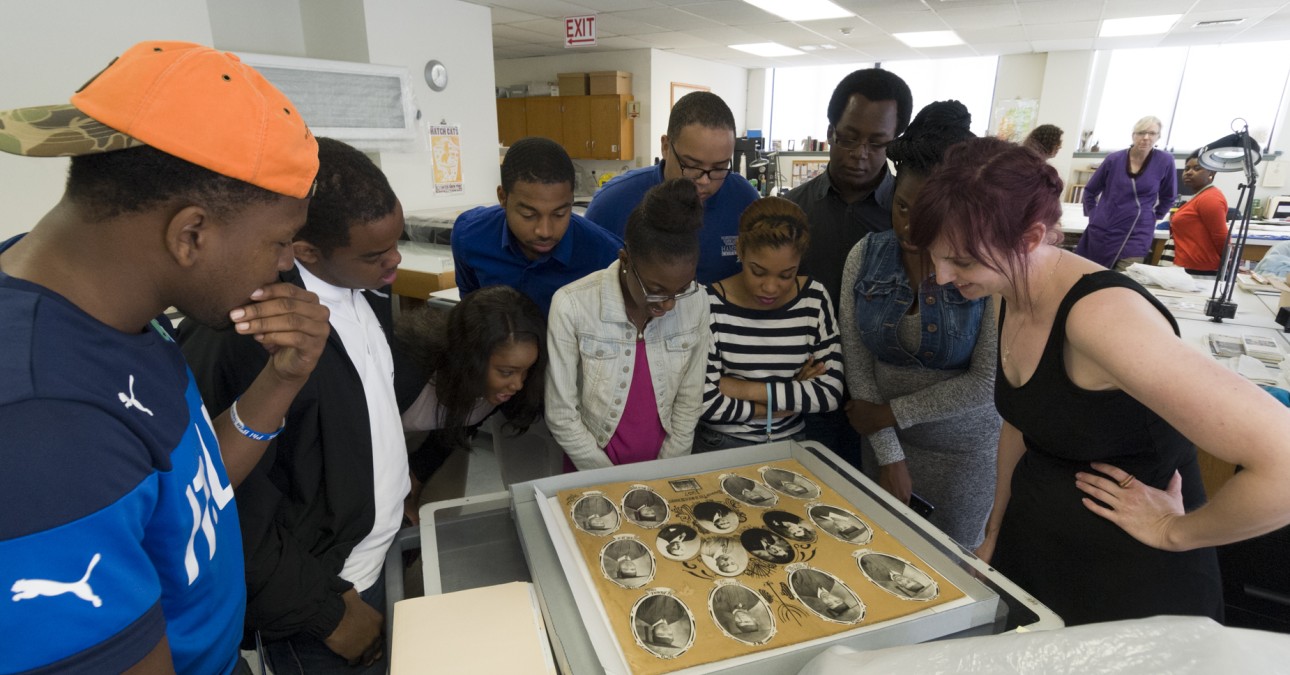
118, 375, 154, 416
11, 553, 103, 607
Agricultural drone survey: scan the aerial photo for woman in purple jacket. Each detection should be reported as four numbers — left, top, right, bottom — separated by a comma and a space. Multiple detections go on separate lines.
1076, 116, 1177, 270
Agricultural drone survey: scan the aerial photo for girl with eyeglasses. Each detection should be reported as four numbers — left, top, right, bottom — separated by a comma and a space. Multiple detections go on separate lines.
696, 197, 843, 451
545, 179, 710, 470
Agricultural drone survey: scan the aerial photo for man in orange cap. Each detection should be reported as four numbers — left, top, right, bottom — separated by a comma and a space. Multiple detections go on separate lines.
0, 41, 328, 674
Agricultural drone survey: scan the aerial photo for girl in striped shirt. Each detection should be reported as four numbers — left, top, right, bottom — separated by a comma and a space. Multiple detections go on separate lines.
696, 197, 844, 450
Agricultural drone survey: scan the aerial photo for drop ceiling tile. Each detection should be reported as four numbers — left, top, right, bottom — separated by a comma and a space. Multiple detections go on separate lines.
1024, 20, 1099, 40
631, 30, 720, 48
854, 9, 950, 33
1030, 37, 1097, 52
678, 1, 783, 25
740, 21, 835, 43
595, 13, 673, 35
608, 7, 724, 31
1015, 1, 1103, 24
958, 25, 1028, 43
486, 0, 600, 16
936, 5, 1022, 30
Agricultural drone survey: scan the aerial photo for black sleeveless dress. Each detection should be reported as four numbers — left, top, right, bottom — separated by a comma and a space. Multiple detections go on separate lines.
992, 271, 1222, 625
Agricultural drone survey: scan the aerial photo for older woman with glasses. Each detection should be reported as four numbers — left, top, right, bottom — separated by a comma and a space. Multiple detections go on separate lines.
1076, 115, 1177, 270
546, 179, 710, 470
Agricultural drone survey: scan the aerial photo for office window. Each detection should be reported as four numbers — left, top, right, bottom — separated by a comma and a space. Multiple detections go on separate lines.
881, 57, 998, 137
767, 56, 998, 149
1091, 41, 1289, 153
1169, 42, 1290, 153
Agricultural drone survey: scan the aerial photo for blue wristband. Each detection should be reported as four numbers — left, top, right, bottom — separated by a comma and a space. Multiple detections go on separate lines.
765, 382, 774, 440
230, 397, 285, 442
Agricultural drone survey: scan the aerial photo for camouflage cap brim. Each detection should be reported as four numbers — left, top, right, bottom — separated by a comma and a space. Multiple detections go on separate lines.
0, 104, 144, 157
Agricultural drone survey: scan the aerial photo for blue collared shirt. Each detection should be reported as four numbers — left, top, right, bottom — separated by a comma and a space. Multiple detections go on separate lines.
450, 205, 622, 314
584, 163, 761, 284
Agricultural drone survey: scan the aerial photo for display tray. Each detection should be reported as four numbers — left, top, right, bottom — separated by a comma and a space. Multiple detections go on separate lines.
511, 441, 1057, 674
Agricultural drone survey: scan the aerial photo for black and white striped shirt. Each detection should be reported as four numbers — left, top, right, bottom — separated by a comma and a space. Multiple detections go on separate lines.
701, 278, 844, 441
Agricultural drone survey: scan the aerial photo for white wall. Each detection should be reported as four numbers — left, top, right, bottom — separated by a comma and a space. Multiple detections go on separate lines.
301, 0, 371, 63
1033, 50, 1098, 186
495, 50, 653, 167
649, 50, 749, 161
0, 0, 214, 240
363, 0, 500, 212
207, 0, 307, 56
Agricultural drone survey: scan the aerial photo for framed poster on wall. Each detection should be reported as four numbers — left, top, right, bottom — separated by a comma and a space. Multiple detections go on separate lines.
671, 82, 711, 107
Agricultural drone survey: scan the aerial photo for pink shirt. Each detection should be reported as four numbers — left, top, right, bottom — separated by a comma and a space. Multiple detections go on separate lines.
565, 341, 666, 471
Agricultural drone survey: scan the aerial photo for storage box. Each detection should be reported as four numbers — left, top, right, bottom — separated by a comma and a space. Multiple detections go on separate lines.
557, 72, 589, 96
589, 70, 631, 95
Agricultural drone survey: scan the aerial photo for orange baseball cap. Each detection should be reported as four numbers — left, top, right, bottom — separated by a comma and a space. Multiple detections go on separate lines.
0, 41, 318, 199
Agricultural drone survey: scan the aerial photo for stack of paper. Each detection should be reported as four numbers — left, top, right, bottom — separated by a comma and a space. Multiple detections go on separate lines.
1242, 335, 1285, 365
1229, 354, 1282, 386
391, 582, 556, 675
1207, 334, 1245, 359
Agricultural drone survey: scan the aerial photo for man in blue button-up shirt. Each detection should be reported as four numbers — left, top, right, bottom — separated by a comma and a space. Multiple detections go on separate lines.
451, 136, 622, 314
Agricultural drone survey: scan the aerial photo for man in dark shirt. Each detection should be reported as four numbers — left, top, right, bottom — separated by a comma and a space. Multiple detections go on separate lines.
786, 69, 912, 470
787, 68, 913, 314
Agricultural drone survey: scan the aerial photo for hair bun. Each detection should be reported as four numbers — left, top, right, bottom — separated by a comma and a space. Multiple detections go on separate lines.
906, 100, 971, 135
649, 179, 703, 234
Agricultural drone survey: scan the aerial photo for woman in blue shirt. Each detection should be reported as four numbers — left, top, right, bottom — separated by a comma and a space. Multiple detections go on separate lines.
839, 101, 1000, 548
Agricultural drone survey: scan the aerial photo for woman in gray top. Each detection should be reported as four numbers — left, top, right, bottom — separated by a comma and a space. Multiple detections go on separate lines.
839, 101, 1000, 548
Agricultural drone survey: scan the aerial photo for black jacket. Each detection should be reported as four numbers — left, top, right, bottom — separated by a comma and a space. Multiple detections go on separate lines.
178, 266, 398, 643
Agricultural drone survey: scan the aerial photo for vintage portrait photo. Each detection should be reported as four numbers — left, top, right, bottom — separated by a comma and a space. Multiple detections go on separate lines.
571, 493, 620, 535
667, 477, 701, 493
699, 536, 749, 577
808, 504, 873, 545
622, 486, 669, 529
693, 501, 740, 534
763, 510, 817, 542
656, 524, 700, 561
708, 583, 775, 645
740, 528, 794, 565
788, 567, 865, 624
857, 551, 939, 601
720, 474, 778, 508
600, 538, 655, 589
760, 466, 821, 499
630, 593, 695, 659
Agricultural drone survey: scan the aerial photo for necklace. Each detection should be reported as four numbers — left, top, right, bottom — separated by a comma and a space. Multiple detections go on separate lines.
1002, 250, 1063, 365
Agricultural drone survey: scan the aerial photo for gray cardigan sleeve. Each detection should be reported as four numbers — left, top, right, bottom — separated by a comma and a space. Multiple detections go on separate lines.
887, 299, 998, 431
838, 239, 905, 465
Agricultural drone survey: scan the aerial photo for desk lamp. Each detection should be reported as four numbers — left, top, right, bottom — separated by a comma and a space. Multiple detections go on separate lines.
1199, 121, 1262, 322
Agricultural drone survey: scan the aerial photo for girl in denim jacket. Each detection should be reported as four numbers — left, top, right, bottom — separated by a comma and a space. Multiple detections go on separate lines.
546, 179, 710, 470
839, 101, 1001, 548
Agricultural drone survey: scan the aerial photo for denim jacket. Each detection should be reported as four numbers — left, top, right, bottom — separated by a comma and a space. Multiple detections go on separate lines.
545, 260, 710, 470
852, 230, 983, 370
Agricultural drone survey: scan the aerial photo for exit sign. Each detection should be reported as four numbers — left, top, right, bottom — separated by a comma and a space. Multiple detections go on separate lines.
565, 14, 597, 47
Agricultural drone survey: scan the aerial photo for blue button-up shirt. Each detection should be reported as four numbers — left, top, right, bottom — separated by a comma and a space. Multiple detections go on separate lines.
450, 205, 622, 314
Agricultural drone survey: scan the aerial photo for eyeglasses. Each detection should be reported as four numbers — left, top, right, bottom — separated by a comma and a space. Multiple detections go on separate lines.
669, 143, 731, 182
830, 131, 893, 153
628, 261, 700, 304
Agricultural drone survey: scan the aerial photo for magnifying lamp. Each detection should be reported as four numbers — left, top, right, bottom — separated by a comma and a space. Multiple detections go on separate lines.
1198, 133, 1262, 173
1200, 122, 1262, 322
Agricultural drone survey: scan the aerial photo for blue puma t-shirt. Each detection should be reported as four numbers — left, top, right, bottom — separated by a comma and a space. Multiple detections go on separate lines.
0, 235, 245, 674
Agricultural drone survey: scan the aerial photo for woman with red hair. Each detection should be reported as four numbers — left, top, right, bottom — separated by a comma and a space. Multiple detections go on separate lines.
910, 137, 1290, 625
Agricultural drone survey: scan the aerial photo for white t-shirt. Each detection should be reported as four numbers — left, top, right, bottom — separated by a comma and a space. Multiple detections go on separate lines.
298, 264, 409, 592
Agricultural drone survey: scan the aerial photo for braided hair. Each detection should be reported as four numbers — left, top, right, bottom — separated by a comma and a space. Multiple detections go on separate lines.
735, 197, 809, 259
885, 100, 975, 179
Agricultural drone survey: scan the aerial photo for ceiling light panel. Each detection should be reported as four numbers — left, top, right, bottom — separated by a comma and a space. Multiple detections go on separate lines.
742, 0, 853, 22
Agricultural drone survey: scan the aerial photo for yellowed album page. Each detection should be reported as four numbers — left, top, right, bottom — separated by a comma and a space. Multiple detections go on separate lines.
557, 459, 965, 674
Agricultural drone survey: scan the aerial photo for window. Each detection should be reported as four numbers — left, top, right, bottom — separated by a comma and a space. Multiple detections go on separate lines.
1091, 41, 1289, 154
767, 57, 999, 149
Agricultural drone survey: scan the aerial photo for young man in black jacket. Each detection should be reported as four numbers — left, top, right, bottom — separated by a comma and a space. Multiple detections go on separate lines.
180, 137, 407, 674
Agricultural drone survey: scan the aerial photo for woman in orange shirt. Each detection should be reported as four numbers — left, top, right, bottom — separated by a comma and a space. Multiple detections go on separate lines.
1170, 150, 1229, 274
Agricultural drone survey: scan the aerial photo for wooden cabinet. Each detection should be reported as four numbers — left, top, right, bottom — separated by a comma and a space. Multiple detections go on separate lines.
588, 95, 632, 160
498, 94, 633, 160
496, 98, 528, 147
